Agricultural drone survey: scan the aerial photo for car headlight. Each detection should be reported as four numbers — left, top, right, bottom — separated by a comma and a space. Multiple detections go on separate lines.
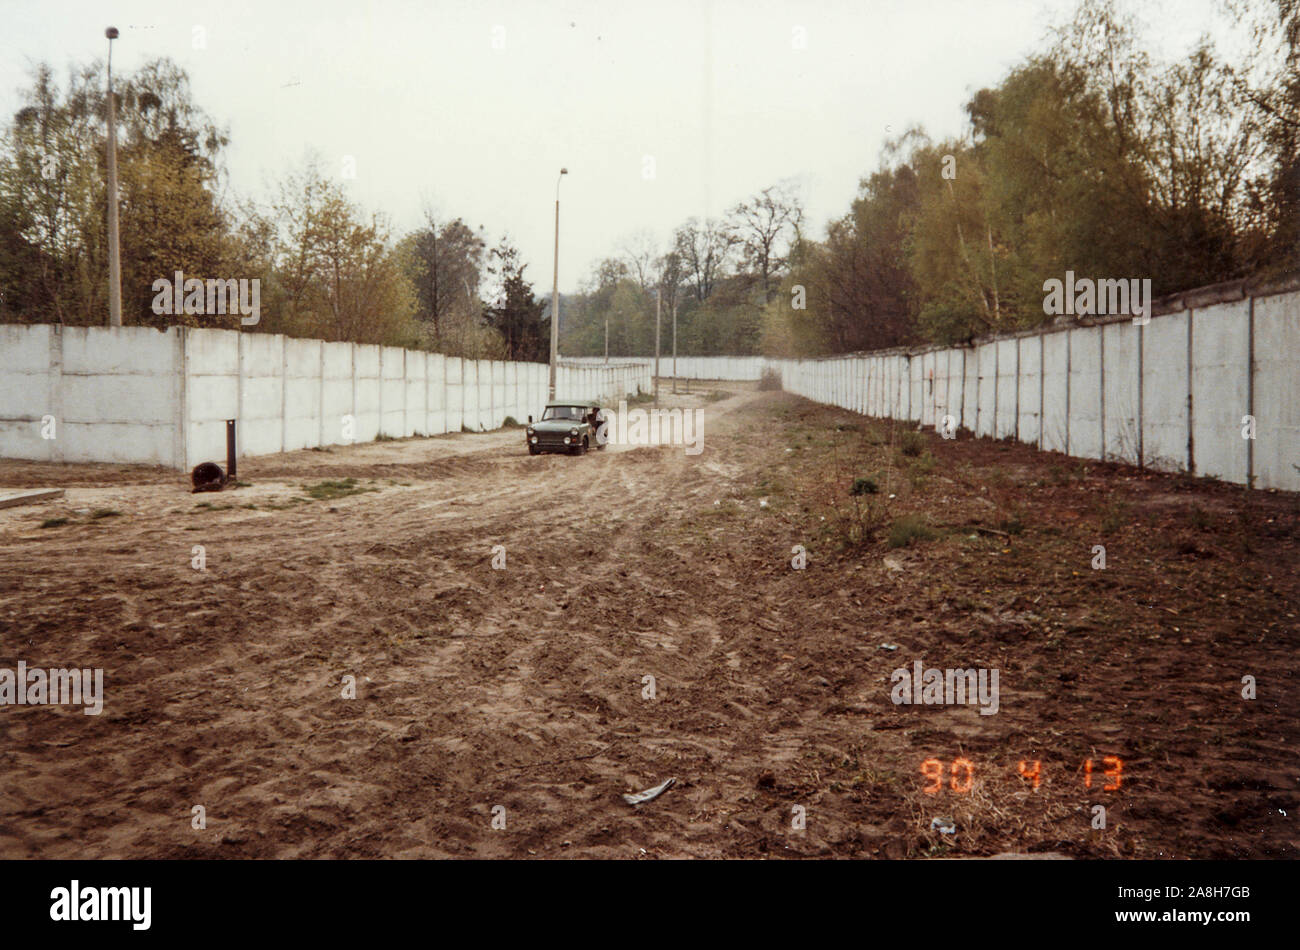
563, 437, 571, 445
526, 426, 534, 435
530, 436, 537, 444
569, 427, 579, 436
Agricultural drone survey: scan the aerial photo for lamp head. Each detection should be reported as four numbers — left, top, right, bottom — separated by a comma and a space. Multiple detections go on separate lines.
106, 26, 119, 39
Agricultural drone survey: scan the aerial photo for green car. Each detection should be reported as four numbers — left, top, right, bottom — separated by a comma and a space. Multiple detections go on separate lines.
526, 401, 607, 455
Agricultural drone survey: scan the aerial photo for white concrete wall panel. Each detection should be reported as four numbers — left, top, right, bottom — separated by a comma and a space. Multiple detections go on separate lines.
1102, 321, 1140, 464
445, 357, 463, 434
1041, 332, 1069, 454
1068, 326, 1103, 459
353, 344, 382, 443
1254, 294, 1300, 491
995, 338, 1019, 440
961, 348, 978, 433
185, 328, 239, 466
404, 350, 427, 437
976, 343, 997, 439
1190, 301, 1249, 484
379, 346, 406, 438
283, 338, 323, 451
1141, 312, 1189, 472
237, 333, 284, 458
426, 353, 446, 435
320, 342, 355, 448
1016, 337, 1042, 448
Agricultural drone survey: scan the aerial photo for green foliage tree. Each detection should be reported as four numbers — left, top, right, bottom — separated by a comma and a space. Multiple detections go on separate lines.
482, 237, 547, 361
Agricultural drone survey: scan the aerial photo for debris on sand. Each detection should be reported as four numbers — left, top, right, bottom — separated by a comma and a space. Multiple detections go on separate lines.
623, 777, 676, 806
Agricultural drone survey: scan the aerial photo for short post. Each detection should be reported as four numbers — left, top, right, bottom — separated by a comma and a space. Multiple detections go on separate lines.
225, 419, 237, 481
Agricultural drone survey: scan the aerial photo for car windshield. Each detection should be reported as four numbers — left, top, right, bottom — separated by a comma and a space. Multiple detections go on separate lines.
542, 406, 586, 421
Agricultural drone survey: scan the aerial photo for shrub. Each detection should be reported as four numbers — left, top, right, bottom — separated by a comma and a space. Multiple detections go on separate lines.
899, 430, 925, 457
851, 476, 879, 496
1098, 499, 1130, 534
758, 367, 782, 391
888, 514, 938, 548
909, 452, 937, 475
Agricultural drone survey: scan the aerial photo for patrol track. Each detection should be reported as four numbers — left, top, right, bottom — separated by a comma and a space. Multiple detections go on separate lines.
0, 383, 1296, 859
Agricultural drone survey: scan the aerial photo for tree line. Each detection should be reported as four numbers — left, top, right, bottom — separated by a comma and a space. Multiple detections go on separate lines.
565, 0, 1299, 358
2, 0, 1294, 360
0, 60, 550, 359
766, 0, 1300, 355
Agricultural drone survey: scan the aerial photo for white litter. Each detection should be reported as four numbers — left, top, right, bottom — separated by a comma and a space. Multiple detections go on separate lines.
623, 777, 676, 806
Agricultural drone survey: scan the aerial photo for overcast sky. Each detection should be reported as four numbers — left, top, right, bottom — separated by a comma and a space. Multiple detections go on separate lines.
2, 0, 1235, 292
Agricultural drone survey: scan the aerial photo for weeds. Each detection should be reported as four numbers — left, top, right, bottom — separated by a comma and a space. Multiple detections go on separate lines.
817, 430, 895, 547
899, 430, 926, 457
301, 478, 376, 501
888, 514, 939, 548
909, 452, 938, 476
851, 476, 879, 496
1098, 499, 1129, 534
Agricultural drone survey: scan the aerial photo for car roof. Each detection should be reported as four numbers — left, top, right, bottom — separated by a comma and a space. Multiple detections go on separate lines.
545, 400, 597, 407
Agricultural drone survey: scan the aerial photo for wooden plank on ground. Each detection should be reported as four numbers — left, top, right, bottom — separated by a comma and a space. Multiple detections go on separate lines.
0, 489, 66, 510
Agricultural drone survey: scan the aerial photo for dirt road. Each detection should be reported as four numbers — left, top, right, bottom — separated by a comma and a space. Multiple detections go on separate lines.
1, 385, 1296, 858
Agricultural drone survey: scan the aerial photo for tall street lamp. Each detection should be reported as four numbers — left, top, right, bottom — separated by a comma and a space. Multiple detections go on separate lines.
653, 285, 661, 407
548, 167, 567, 400
105, 26, 122, 328
671, 297, 678, 394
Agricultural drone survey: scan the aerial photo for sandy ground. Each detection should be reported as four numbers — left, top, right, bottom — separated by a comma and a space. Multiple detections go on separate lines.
0, 384, 1296, 859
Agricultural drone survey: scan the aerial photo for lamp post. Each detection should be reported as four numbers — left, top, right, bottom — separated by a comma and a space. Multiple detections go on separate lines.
671, 298, 678, 394
653, 286, 661, 407
548, 167, 567, 400
105, 26, 122, 328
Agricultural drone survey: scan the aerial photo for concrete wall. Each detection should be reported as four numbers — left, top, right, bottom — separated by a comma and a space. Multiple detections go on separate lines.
0, 324, 184, 467
764, 281, 1300, 492
0, 325, 650, 470
2, 281, 1295, 489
